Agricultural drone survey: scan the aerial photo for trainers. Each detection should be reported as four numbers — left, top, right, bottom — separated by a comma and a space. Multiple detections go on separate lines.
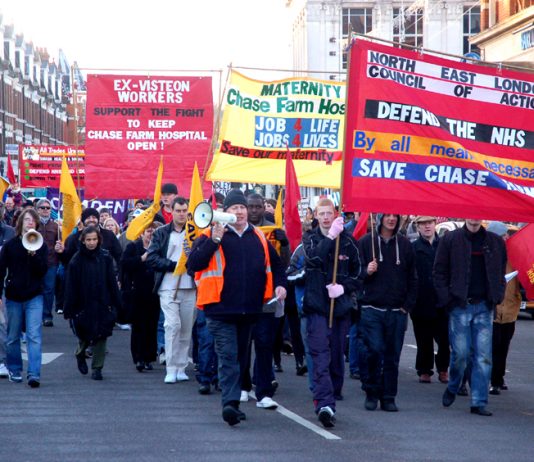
91, 369, 103, 380
419, 373, 432, 383
43, 319, 54, 327
115, 323, 131, 331
158, 351, 166, 365
349, 372, 360, 380
240, 390, 249, 402
442, 388, 456, 407
296, 363, 308, 376
198, 383, 211, 395
438, 371, 449, 383
8, 371, 23, 383
256, 397, 278, 409
28, 377, 40, 388
318, 406, 336, 428
176, 371, 189, 382
0, 363, 8, 378
56, 309, 64, 315
164, 372, 177, 384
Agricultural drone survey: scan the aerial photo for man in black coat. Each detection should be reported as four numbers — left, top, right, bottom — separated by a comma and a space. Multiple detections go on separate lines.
411, 216, 449, 384
358, 213, 417, 413
302, 198, 361, 428
435, 219, 506, 416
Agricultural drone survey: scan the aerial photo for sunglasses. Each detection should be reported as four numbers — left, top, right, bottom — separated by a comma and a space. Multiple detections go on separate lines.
39, 206, 51, 210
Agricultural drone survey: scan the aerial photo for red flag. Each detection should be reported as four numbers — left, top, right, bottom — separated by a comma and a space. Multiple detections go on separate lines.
284, 149, 302, 251
211, 190, 218, 210
6, 154, 16, 184
353, 212, 370, 240
506, 224, 534, 300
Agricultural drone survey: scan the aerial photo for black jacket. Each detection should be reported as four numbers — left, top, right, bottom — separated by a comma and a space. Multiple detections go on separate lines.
64, 246, 121, 342
412, 234, 440, 317
146, 223, 181, 293
433, 225, 507, 310
358, 231, 417, 312
0, 236, 48, 302
0, 223, 15, 250
187, 225, 286, 318
61, 228, 122, 268
302, 228, 361, 318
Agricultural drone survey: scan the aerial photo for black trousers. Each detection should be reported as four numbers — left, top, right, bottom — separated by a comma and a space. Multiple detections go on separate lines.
130, 294, 160, 364
411, 311, 450, 376
491, 321, 516, 387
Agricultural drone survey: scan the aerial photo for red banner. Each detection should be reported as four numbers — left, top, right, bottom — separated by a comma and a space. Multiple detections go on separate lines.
507, 224, 534, 300
85, 75, 213, 199
19, 145, 84, 189
342, 40, 534, 222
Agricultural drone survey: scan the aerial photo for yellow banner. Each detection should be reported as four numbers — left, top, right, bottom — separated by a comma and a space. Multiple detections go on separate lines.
59, 157, 82, 243
207, 71, 345, 188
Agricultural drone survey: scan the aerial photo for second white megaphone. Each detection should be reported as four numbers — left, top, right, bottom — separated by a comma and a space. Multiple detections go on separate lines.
193, 202, 237, 229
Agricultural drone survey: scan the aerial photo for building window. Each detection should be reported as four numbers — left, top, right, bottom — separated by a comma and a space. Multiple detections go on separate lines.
393, 8, 424, 48
463, 5, 481, 55
342, 8, 373, 69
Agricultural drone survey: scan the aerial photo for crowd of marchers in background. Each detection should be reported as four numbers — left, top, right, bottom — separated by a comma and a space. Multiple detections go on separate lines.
0, 182, 526, 428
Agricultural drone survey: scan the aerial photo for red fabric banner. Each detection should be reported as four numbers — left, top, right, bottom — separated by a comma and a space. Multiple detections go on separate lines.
7, 152, 16, 184
353, 212, 370, 240
285, 148, 302, 251
19, 145, 84, 188
85, 75, 213, 199
506, 224, 534, 300
342, 40, 534, 222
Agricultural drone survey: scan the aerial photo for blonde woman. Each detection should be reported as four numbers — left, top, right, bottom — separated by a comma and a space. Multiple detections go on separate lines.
104, 218, 121, 238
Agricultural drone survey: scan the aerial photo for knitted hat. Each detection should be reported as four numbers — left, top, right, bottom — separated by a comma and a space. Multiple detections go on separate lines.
81, 207, 100, 223
223, 189, 247, 211
161, 183, 178, 195
487, 221, 508, 237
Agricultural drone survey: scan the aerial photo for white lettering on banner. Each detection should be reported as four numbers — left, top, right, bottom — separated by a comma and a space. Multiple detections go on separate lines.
358, 159, 407, 179
425, 166, 489, 186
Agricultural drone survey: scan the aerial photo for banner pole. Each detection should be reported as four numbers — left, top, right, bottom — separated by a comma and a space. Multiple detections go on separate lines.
71, 65, 81, 197
328, 35, 355, 329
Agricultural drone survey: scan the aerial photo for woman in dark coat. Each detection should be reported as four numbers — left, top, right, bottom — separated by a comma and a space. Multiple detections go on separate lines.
121, 222, 161, 371
63, 226, 121, 380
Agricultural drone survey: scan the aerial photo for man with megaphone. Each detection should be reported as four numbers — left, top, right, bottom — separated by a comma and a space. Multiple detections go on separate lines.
187, 189, 287, 427
0, 208, 48, 387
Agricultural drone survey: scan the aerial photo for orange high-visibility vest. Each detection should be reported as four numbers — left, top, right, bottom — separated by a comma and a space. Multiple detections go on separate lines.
195, 226, 273, 309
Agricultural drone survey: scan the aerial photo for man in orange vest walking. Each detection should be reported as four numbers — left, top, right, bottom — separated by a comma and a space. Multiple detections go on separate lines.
187, 189, 287, 426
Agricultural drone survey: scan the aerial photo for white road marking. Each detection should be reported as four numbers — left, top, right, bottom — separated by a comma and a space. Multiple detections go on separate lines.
249, 391, 341, 440
21, 353, 63, 365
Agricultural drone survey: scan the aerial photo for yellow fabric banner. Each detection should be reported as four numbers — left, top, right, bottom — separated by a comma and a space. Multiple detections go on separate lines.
126, 157, 163, 241
207, 71, 345, 188
59, 157, 82, 243
174, 162, 204, 275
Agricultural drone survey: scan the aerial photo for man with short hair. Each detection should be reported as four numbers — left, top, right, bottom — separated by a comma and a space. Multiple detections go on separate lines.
358, 213, 417, 413
411, 216, 449, 384
147, 197, 196, 384
187, 189, 287, 426
4, 197, 16, 226
154, 183, 178, 225
436, 219, 506, 416
36, 199, 61, 327
99, 208, 111, 228
302, 198, 361, 427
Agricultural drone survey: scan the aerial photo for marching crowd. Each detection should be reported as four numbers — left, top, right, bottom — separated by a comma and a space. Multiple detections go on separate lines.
0, 182, 522, 428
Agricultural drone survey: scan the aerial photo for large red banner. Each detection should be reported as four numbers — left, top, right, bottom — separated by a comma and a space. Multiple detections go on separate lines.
19, 145, 84, 188
85, 75, 213, 199
507, 224, 534, 300
342, 40, 534, 222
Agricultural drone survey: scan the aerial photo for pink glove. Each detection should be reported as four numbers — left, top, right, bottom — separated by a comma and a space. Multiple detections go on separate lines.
327, 217, 344, 240
326, 283, 344, 299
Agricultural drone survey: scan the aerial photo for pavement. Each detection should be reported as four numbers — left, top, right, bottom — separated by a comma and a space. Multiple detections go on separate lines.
2, 313, 534, 462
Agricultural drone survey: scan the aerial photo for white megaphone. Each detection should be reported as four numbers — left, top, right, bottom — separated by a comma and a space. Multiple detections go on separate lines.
22, 229, 44, 252
193, 202, 237, 229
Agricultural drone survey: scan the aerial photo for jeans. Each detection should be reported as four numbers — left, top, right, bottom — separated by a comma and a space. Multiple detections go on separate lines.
6, 296, 44, 379
206, 316, 254, 407
0, 296, 7, 363
195, 309, 218, 385
157, 309, 165, 354
448, 302, 493, 407
348, 322, 361, 375
42, 265, 57, 322
360, 307, 407, 400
